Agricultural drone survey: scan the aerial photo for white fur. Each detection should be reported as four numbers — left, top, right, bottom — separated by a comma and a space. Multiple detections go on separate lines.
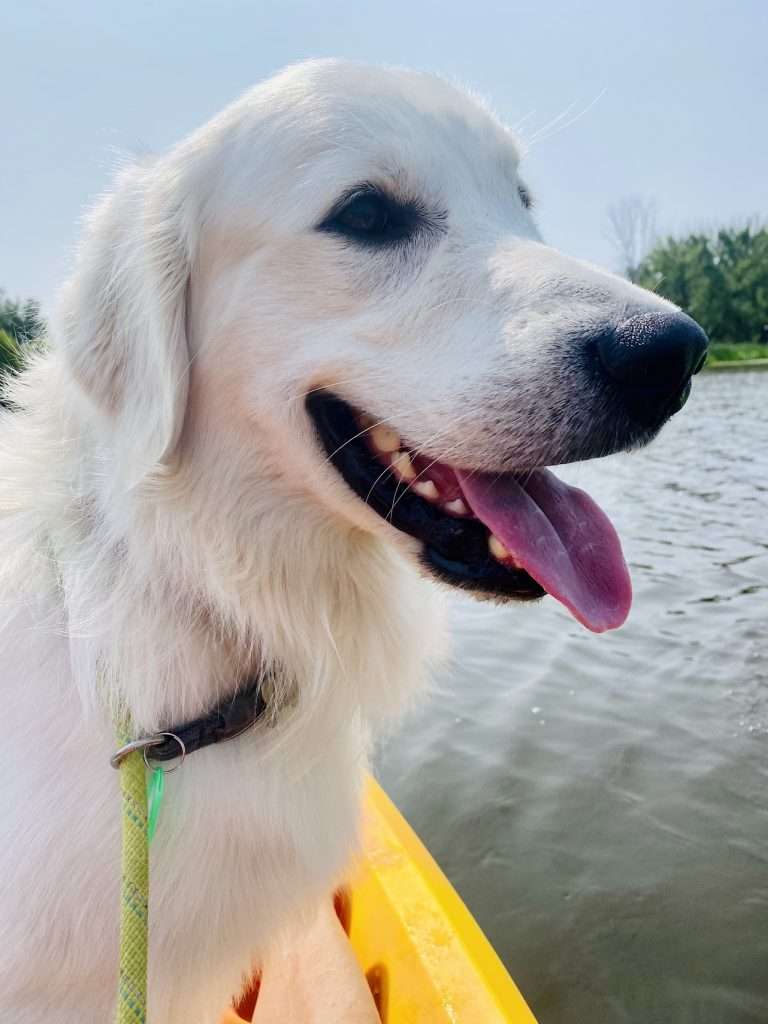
0, 60, 674, 1022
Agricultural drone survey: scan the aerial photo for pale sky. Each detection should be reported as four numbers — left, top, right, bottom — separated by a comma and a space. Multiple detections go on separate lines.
4, 0, 766, 312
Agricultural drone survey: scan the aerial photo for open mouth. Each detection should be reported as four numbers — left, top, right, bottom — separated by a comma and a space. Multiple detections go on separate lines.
306, 391, 632, 633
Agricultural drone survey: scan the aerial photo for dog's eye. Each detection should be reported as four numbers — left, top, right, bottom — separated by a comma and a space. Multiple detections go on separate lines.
518, 184, 534, 210
335, 193, 390, 234
319, 187, 420, 245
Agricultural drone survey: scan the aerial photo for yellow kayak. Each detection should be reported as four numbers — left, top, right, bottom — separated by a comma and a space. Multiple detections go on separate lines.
225, 776, 538, 1022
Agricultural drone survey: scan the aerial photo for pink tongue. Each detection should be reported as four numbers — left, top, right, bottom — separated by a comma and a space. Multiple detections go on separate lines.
456, 468, 632, 633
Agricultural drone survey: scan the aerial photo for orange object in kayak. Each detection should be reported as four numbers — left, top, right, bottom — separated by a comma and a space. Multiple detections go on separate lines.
223, 777, 538, 1023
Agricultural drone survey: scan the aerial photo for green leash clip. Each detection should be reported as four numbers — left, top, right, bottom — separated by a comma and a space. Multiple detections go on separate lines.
146, 767, 165, 845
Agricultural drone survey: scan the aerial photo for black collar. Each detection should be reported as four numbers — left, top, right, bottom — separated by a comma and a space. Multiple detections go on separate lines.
111, 677, 268, 768
150, 677, 268, 761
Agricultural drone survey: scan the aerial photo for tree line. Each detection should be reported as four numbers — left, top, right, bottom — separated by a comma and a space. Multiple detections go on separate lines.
637, 225, 768, 348
607, 202, 768, 348
1, 293, 46, 400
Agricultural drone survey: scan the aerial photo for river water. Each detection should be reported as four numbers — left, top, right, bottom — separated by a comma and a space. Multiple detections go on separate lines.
378, 369, 768, 1024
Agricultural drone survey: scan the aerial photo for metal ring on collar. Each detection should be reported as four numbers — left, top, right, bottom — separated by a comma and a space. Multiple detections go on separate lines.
142, 732, 186, 773
110, 735, 165, 770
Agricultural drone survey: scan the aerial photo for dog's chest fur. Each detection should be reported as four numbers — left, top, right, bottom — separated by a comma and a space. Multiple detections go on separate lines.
0, 620, 366, 1022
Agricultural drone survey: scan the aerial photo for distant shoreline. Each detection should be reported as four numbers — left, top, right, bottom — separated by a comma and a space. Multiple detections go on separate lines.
705, 358, 768, 371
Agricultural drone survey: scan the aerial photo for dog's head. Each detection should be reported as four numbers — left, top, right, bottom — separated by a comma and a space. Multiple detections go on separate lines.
58, 60, 707, 633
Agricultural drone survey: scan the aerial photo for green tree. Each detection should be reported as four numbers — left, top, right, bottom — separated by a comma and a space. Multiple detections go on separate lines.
0, 328, 23, 407
636, 224, 768, 346
0, 291, 45, 345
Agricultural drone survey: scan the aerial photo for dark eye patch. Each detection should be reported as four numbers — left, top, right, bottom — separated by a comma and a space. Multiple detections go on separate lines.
318, 184, 436, 246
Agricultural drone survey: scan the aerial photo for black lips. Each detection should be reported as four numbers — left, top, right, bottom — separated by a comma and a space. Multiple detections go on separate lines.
306, 391, 546, 601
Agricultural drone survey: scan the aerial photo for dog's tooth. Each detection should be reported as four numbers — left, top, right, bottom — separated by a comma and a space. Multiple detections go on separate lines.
411, 479, 439, 501
488, 533, 511, 560
444, 498, 469, 516
391, 451, 416, 481
370, 423, 401, 453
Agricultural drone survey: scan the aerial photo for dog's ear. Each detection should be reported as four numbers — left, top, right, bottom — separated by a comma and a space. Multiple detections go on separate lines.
59, 163, 194, 483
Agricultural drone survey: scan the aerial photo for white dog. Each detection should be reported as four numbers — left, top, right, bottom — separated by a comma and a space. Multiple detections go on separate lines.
0, 60, 707, 1023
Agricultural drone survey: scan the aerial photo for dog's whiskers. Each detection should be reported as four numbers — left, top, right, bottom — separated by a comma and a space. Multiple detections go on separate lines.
526, 89, 606, 148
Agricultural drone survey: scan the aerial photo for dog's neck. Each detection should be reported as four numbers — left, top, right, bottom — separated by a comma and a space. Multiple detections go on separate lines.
1, 357, 446, 737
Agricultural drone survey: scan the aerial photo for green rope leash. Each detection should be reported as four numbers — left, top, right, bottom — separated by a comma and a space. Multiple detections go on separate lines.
114, 724, 166, 1024
116, 739, 150, 1024
109, 681, 260, 1020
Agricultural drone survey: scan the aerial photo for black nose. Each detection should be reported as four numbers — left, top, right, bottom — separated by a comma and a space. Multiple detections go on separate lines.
597, 311, 709, 424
